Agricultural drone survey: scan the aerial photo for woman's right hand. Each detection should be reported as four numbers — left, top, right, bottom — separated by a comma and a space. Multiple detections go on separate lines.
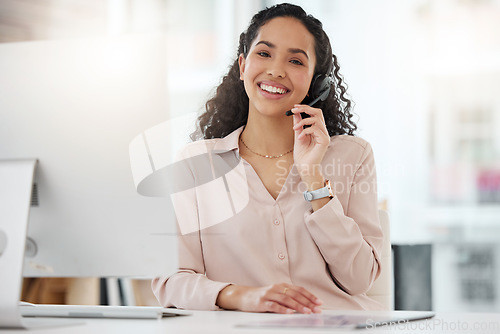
216, 283, 323, 314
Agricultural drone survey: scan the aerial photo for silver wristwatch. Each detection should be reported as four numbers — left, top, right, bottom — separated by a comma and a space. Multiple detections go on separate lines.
303, 179, 334, 202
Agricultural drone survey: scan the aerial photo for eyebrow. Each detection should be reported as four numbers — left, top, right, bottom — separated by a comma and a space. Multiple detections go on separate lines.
255, 40, 309, 60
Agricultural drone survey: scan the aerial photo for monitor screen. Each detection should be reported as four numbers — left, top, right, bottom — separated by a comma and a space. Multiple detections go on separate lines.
0, 34, 182, 278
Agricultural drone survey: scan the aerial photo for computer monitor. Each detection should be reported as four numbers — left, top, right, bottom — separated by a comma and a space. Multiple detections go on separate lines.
0, 34, 182, 279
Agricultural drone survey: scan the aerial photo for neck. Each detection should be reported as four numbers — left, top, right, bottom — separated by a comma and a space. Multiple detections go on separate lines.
241, 112, 294, 156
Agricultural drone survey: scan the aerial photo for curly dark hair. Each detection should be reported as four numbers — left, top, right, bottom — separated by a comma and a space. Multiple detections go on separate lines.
191, 3, 357, 140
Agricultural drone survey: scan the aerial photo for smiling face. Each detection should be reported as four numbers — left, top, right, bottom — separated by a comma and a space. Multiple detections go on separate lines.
239, 17, 316, 118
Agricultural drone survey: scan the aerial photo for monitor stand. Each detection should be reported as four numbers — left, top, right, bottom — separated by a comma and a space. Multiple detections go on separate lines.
0, 160, 80, 329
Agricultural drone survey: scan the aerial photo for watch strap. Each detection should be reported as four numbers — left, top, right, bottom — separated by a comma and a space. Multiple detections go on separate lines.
303, 180, 334, 202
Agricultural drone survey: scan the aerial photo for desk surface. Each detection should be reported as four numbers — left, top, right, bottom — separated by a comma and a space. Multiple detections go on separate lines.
2, 310, 499, 333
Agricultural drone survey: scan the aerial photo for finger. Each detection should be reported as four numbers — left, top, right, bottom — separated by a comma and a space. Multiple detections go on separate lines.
263, 301, 294, 314
269, 284, 309, 314
291, 107, 326, 135
292, 105, 325, 122
297, 125, 329, 141
292, 112, 303, 125
288, 106, 321, 120
272, 285, 316, 314
279, 287, 322, 314
292, 112, 304, 137
293, 117, 328, 134
286, 106, 311, 115
272, 293, 313, 314
291, 287, 323, 313
294, 286, 323, 305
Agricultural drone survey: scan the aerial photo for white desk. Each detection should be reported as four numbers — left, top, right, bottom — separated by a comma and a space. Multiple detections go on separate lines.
1, 310, 499, 333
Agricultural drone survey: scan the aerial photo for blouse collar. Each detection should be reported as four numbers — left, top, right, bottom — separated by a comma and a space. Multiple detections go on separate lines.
212, 126, 244, 154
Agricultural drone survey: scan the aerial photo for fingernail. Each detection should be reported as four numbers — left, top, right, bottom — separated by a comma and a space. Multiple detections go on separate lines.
286, 309, 294, 314
303, 307, 312, 314
313, 306, 322, 313
315, 298, 323, 305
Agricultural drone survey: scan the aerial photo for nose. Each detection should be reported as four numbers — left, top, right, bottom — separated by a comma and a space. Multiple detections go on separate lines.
267, 60, 286, 78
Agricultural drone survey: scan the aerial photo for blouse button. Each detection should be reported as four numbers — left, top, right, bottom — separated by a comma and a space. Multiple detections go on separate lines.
278, 253, 285, 260
273, 219, 280, 226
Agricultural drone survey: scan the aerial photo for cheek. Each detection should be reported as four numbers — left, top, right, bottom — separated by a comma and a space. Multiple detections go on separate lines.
241, 61, 254, 82
295, 73, 314, 94
242, 70, 257, 95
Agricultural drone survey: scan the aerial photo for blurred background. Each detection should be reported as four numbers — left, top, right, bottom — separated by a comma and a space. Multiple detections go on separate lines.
1, 0, 499, 312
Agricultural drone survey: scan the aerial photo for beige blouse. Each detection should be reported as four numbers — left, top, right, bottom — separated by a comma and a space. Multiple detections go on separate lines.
152, 126, 384, 311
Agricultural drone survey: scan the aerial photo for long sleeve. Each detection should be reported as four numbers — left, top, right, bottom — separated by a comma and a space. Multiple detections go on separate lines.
151, 142, 232, 310
303, 138, 383, 295
151, 229, 231, 310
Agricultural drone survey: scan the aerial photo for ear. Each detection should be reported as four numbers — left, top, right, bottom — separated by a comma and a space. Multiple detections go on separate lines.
238, 53, 245, 80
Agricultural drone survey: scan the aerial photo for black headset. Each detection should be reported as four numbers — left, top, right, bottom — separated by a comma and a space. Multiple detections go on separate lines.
306, 72, 334, 107
284, 72, 334, 116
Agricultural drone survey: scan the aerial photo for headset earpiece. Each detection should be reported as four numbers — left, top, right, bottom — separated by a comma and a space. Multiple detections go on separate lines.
308, 73, 333, 105
285, 65, 335, 116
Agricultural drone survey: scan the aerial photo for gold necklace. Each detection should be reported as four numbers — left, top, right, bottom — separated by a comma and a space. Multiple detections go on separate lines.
239, 136, 293, 159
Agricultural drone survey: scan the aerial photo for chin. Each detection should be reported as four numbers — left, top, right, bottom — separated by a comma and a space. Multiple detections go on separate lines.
259, 108, 289, 118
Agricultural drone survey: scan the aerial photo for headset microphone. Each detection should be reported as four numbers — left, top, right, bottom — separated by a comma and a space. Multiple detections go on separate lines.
285, 74, 333, 116
284, 93, 328, 116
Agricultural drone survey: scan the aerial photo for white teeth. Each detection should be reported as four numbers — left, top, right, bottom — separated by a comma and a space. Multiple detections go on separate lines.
260, 84, 286, 94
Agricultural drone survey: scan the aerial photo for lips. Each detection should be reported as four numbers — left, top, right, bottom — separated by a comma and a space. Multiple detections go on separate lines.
258, 82, 289, 95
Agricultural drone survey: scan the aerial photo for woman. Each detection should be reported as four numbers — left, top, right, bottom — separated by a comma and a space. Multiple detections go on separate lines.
152, 3, 384, 314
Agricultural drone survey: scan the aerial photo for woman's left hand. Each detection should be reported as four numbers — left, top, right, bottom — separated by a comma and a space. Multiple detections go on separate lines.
291, 104, 330, 177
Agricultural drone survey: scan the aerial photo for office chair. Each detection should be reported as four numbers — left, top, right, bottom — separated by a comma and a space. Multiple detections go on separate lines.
366, 210, 393, 310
